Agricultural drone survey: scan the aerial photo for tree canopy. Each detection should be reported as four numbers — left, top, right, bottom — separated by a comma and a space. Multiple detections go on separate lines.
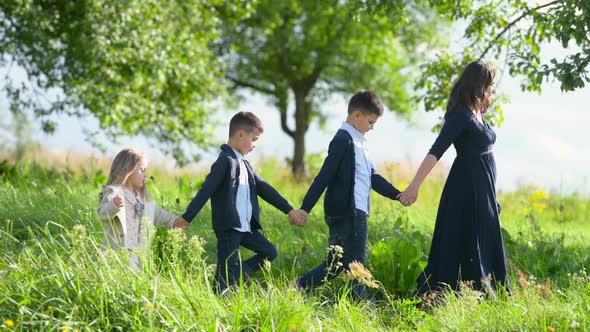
0, 0, 250, 164
412, 0, 589, 124
1, 0, 588, 170
217, 0, 445, 175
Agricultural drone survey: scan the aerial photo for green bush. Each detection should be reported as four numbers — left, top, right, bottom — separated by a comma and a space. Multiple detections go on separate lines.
369, 216, 429, 296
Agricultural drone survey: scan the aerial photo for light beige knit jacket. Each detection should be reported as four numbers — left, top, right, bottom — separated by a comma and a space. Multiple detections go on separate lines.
97, 185, 178, 268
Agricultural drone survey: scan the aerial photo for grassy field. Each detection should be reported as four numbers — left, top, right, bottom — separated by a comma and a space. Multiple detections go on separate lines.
0, 153, 589, 331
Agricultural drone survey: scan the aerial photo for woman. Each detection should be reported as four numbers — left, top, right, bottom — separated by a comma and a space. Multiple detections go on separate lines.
399, 61, 509, 297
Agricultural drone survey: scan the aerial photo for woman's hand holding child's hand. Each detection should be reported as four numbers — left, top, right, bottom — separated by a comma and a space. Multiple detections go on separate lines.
398, 184, 419, 206
113, 195, 124, 208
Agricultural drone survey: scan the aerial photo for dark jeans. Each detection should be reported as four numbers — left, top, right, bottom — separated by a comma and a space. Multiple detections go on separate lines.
214, 229, 278, 293
298, 209, 369, 299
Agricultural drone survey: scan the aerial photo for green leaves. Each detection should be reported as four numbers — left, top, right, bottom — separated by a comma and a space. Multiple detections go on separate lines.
219, 0, 447, 173
1, 0, 252, 165
413, 0, 590, 120
369, 216, 429, 295
3, 0, 588, 165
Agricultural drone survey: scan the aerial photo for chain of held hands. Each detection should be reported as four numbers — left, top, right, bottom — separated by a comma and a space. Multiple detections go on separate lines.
112, 194, 308, 230
114, 190, 416, 230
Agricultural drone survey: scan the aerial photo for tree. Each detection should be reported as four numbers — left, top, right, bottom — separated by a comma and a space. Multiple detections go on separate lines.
217, 0, 445, 176
0, 0, 250, 164
373, 0, 590, 124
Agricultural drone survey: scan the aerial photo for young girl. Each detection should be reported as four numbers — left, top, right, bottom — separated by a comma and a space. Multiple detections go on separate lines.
97, 148, 183, 270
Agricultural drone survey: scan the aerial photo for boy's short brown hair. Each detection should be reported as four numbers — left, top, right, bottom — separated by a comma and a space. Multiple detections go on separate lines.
229, 112, 264, 138
347, 90, 384, 116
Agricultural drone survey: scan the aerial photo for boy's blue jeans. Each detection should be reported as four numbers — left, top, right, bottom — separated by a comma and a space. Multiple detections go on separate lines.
298, 209, 369, 299
214, 229, 278, 293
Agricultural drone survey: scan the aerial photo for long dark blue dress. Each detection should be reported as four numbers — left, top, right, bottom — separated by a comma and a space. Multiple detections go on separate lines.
416, 105, 509, 297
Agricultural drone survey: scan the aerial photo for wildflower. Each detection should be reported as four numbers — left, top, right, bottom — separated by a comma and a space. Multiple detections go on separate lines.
322, 245, 344, 283
69, 225, 87, 250
346, 261, 379, 289
531, 189, 548, 201
528, 190, 548, 214
47, 305, 54, 311
517, 270, 529, 288
421, 292, 439, 308
541, 278, 552, 297
547, 326, 555, 332
73, 305, 79, 313
188, 235, 206, 256
328, 245, 344, 256
288, 323, 297, 331
4, 319, 15, 328
146, 302, 154, 310
532, 202, 547, 214
61, 326, 70, 332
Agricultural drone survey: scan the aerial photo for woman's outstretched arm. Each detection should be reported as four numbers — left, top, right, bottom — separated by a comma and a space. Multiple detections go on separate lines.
398, 154, 438, 206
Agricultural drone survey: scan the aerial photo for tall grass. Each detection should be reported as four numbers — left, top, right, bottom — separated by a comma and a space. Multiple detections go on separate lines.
1, 156, 589, 331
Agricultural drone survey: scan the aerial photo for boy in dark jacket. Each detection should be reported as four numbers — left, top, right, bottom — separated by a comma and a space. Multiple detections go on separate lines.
297, 90, 403, 300
177, 112, 307, 294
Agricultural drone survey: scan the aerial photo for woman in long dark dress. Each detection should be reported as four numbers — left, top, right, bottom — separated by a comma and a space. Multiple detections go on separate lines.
399, 61, 509, 297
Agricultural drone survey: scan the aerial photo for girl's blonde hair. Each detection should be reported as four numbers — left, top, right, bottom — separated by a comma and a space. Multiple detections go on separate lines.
99, 148, 152, 202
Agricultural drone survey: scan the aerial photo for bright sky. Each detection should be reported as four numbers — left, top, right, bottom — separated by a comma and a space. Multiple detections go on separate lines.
1, 42, 588, 195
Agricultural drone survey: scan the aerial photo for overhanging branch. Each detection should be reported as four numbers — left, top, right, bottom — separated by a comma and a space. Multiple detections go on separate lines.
280, 105, 295, 138
476, 0, 561, 61
226, 76, 275, 95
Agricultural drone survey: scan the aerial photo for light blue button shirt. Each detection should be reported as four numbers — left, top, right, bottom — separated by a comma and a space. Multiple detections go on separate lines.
341, 122, 372, 215
231, 148, 253, 233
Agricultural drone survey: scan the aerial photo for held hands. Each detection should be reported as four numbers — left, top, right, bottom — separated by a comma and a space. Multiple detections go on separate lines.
398, 183, 420, 207
288, 209, 308, 227
113, 194, 124, 208
174, 216, 190, 230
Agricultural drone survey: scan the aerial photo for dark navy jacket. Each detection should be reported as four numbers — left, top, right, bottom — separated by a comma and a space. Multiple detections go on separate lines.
182, 144, 294, 232
301, 129, 401, 217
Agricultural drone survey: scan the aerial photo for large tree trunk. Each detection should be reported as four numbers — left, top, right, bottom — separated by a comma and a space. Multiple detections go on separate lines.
292, 88, 308, 178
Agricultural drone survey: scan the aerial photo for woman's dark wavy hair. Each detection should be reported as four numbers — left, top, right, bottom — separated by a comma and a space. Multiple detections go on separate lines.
445, 61, 496, 119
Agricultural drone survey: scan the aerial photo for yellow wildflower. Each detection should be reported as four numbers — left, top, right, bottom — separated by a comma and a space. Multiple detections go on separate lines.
533, 202, 547, 214
346, 261, 380, 289
4, 319, 15, 328
531, 190, 548, 201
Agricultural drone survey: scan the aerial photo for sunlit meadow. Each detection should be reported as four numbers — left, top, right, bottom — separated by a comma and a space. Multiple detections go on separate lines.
0, 150, 589, 331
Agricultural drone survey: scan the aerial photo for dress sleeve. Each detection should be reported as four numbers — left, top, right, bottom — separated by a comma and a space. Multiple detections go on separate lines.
428, 109, 469, 160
